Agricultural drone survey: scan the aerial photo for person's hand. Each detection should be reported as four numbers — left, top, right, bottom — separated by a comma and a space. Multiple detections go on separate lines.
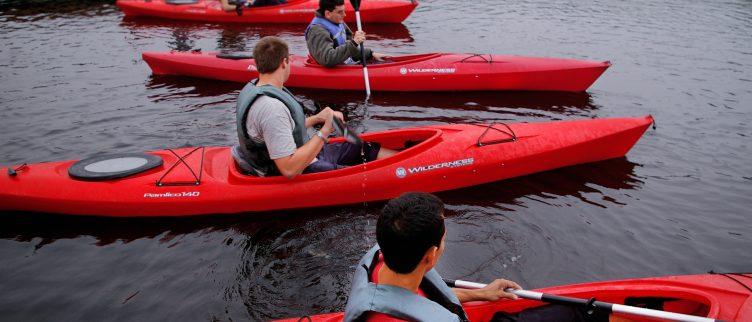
332, 110, 344, 123
372, 52, 390, 62
476, 279, 522, 301
353, 30, 366, 45
316, 107, 336, 136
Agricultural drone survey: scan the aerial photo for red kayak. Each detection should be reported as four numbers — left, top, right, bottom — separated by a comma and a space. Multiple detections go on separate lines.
116, 0, 417, 24
0, 116, 651, 217
275, 274, 752, 321
143, 51, 611, 92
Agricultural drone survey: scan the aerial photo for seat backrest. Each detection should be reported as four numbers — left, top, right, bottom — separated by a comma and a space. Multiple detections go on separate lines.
305, 54, 319, 65
217, 52, 253, 60
231, 145, 257, 176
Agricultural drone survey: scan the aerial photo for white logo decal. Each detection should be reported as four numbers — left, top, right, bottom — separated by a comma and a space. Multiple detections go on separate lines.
279, 8, 315, 14
400, 68, 456, 75
395, 167, 407, 178
144, 192, 200, 198
247, 64, 256, 71
406, 158, 474, 175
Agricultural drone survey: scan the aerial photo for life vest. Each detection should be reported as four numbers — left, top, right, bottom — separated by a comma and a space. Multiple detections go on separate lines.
235, 81, 308, 176
305, 15, 356, 65
344, 245, 470, 322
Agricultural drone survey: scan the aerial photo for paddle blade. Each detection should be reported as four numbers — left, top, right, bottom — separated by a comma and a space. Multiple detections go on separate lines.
333, 117, 363, 146
349, 0, 361, 11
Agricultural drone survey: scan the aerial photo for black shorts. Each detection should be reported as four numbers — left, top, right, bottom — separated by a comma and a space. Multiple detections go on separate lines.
303, 142, 381, 174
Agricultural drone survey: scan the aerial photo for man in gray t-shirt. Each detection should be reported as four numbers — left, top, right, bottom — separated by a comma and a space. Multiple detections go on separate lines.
246, 95, 298, 161
235, 36, 396, 179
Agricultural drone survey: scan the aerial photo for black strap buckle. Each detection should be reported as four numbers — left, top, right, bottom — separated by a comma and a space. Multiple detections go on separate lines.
7, 163, 28, 177
584, 297, 598, 316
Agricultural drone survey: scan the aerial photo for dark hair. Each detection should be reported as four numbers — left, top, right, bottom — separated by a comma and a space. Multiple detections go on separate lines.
377, 192, 446, 274
317, 0, 344, 15
252, 36, 289, 74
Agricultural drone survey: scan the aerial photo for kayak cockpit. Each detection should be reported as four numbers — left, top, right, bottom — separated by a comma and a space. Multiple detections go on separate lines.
227, 127, 442, 183
464, 284, 716, 322
303, 53, 442, 69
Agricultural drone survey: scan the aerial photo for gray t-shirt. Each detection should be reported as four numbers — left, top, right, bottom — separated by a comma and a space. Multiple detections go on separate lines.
246, 95, 297, 159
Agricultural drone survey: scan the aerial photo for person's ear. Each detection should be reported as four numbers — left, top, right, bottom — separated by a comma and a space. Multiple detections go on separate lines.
424, 246, 438, 266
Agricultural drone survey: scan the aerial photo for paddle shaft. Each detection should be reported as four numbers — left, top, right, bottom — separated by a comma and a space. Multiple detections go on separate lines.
445, 279, 722, 322
353, 10, 371, 98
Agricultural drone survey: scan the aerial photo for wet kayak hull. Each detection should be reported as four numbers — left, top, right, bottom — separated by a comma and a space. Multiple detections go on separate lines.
0, 117, 652, 217
116, 0, 417, 24
143, 51, 611, 92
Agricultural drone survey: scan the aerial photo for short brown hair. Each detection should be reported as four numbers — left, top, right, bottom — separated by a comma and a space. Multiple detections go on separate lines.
253, 36, 289, 74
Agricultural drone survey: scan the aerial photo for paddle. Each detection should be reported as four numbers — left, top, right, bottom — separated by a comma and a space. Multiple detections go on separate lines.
333, 116, 363, 146
235, 0, 243, 16
444, 279, 722, 322
349, 0, 372, 98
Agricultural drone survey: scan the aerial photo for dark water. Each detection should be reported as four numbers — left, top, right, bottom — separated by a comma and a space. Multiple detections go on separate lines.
1, 0, 751, 321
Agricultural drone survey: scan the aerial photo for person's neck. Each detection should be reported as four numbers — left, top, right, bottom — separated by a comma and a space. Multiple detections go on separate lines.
256, 73, 284, 89
377, 263, 425, 293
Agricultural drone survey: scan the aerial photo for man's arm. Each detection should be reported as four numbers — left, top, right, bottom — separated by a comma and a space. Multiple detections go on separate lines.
307, 25, 360, 67
219, 0, 236, 11
272, 108, 339, 179
452, 279, 521, 303
345, 26, 373, 62
273, 135, 327, 179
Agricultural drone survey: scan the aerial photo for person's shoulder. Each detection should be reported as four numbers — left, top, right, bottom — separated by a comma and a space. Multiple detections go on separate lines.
253, 95, 286, 107
252, 96, 290, 116
307, 24, 329, 36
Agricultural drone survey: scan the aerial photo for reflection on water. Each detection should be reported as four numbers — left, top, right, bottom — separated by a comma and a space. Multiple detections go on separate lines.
119, 16, 413, 55
217, 27, 249, 52
121, 16, 414, 41
144, 75, 600, 132
169, 27, 196, 51
0, 0, 115, 17
0, 159, 638, 248
438, 158, 641, 210
300, 89, 597, 112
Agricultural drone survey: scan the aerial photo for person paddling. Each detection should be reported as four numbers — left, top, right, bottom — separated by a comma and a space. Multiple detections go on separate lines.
345, 192, 616, 322
232, 36, 396, 178
305, 0, 388, 67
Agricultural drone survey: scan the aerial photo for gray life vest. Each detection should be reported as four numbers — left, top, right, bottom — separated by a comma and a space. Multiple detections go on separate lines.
344, 245, 470, 322
235, 80, 308, 176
